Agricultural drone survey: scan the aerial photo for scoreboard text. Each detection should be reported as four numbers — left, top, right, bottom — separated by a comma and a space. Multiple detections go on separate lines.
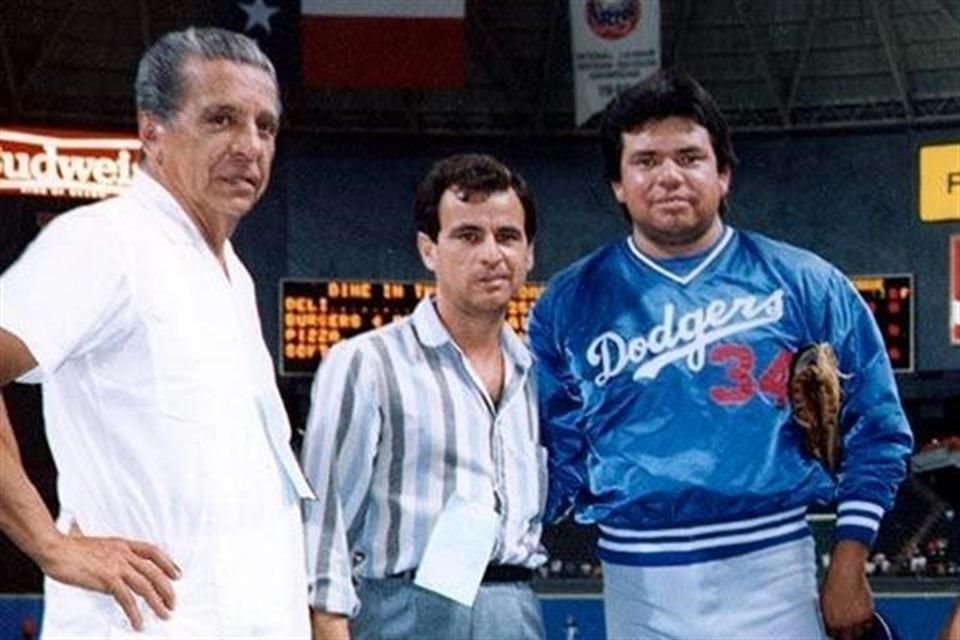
280, 275, 913, 376
280, 279, 544, 376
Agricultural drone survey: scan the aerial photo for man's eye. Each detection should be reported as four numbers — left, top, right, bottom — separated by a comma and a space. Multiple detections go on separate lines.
632, 156, 657, 169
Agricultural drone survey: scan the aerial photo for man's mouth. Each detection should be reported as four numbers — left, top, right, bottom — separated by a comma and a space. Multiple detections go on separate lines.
478, 274, 510, 284
222, 175, 258, 191
655, 196, 690, 206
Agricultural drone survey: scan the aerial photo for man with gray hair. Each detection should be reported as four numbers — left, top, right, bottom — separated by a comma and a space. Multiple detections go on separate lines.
0, 27, 312, 638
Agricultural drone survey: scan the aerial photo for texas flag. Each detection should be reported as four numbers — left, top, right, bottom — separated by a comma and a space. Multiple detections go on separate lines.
301, 0, 466, 89
223, 0, 302, 89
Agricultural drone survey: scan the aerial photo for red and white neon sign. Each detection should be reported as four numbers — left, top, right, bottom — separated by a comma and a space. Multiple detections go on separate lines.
0, 127, 140, 200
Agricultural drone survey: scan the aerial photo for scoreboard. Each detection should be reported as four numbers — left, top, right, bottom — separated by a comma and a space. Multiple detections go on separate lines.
851, 274, 913, 372
280, 275, 913, 376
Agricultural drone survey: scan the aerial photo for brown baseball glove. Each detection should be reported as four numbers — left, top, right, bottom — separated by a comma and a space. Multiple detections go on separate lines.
789, 343, 844, 473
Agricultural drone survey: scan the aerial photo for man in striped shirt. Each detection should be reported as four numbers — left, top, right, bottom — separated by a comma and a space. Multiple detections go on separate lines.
302, 154, 547, 640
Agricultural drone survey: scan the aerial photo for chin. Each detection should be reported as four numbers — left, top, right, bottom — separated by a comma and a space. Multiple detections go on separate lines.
479, 285, 514, 301
471, 295, 511, 314
222, 199, 257, 218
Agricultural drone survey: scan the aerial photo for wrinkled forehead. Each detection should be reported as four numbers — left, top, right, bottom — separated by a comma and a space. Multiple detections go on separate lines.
179, 56, 281, 115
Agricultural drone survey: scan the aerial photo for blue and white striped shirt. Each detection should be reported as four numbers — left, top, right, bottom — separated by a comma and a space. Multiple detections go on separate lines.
302, 297, 547, 615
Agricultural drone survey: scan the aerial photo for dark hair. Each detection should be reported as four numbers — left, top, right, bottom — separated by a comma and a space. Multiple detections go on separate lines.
414, 154, 537, 242
600, 69, 737, 184
135, 27, 279, 122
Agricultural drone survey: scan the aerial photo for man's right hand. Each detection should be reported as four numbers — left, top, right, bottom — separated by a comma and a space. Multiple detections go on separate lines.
41, 525, 180, 631
1, 336, 180, 631
310, 609, 351, 640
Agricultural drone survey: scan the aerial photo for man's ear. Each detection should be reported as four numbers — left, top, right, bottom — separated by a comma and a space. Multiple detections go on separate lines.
718, 166, 732, 197
138, 113, 163, 161
611, 181, 626, 204
417, 232, 437, 272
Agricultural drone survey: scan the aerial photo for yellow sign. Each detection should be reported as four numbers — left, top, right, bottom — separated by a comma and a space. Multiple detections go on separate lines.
919, 142, 960, 222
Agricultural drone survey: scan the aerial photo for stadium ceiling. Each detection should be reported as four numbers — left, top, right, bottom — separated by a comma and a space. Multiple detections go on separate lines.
1, 0, 959, 136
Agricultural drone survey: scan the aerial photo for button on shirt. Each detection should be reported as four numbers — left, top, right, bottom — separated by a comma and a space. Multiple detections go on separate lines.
302, 297, 547, 615
0, 172, 311, 638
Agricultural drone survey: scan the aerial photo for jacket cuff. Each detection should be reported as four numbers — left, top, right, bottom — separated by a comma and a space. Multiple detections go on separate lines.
834, 500, 885, 548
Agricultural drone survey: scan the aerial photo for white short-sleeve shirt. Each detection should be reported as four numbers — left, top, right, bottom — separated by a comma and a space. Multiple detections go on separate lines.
0, 172, 310, 638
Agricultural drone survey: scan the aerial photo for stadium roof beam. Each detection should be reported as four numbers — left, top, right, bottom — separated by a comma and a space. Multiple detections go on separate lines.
785, 0, 824, 117
931, 0, 960, 29
534, 0, 564, 134
734, 0, 790, 127
870, 0, 914, 123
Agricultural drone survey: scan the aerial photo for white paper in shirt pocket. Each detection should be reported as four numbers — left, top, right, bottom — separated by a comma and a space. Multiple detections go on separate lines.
414, 494, 498, 607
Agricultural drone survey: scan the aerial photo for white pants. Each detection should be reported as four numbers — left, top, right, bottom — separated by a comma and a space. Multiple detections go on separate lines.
602, 536, 826, 640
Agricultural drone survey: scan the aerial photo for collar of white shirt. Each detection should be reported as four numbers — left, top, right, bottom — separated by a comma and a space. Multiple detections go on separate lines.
410, 296, 532, 371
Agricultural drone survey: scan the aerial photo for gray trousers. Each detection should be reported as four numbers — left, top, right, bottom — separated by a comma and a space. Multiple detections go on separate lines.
351, 577, 545, 640
602, 537, 825, 639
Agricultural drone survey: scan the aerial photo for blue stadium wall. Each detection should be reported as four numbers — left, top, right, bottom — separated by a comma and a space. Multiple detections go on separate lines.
236, 126, 960, 376
1, 593, 955, 640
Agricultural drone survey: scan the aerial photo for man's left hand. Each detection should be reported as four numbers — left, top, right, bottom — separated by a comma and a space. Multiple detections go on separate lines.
821, 540, 873, 640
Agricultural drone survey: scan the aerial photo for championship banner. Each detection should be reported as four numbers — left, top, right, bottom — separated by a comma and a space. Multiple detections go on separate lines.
0, 127, 140, 200
951, 235, 960, 345
569, 0, 660, 126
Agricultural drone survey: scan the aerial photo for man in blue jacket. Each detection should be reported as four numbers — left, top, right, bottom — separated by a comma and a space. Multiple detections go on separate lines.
528, 70, 912, 640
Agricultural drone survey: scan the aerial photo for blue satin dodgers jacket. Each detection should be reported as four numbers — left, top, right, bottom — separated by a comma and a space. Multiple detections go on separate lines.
528, 227, 913, 567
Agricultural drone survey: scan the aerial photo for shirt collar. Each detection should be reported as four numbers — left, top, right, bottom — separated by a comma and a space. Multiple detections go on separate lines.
128, 169, 211, 248
411, 296, 532, 371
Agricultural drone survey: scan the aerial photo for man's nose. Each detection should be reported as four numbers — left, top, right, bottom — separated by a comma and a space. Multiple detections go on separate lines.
229, 121, 264, 158
655, 158, 683, 185
479, 235, 504, 262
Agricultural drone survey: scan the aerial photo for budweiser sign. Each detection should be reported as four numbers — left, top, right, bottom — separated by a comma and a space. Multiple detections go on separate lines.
0, 127, 140, 200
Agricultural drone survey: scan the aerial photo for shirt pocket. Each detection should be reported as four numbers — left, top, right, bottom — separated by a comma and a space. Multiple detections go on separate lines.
140, 269, 246, 423
502, 435, 549, 520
